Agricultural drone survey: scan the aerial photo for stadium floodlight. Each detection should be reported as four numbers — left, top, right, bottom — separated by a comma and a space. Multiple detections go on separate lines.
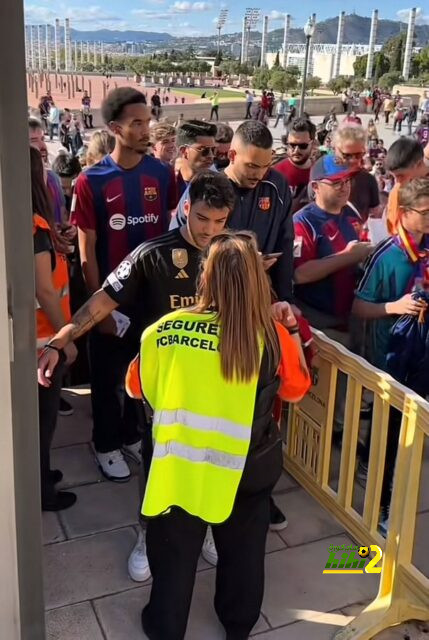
243, 7, 260, 63
216, 8, 228, 54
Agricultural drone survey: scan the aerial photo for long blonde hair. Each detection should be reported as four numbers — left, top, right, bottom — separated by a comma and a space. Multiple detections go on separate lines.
194, 231, 279, 382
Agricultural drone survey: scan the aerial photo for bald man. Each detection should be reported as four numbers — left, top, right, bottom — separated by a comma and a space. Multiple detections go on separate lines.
172, 119, 294, 303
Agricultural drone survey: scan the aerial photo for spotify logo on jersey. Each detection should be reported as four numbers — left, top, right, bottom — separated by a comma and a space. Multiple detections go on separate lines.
109, 214, 126, 230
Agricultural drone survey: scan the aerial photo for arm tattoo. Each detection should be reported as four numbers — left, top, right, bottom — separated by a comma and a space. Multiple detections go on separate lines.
70, 302, 104, 341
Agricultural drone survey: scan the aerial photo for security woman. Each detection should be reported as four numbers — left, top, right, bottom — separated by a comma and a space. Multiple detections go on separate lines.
126, 230, 311, 640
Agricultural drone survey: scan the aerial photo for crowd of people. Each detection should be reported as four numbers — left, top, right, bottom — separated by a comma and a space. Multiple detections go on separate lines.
29, 83, 429, 639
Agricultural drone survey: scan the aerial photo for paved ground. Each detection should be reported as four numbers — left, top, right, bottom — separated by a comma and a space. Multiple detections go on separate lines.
43, 388, 428, 640
26, 73, 242, 110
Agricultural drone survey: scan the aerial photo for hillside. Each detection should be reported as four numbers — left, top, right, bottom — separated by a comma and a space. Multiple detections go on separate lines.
268, 13, 429, 47
68, 13, 429, 46
70, 29, 173, 43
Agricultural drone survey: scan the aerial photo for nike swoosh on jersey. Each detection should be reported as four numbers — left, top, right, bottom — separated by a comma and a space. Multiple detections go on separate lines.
328, 232, 339, 241
106, 194, 121, 203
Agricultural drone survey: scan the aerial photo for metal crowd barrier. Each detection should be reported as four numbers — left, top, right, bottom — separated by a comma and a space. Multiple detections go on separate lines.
283, 330, 429, 639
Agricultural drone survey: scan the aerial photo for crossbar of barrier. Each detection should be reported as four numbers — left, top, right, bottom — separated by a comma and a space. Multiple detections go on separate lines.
284, 329, 429, 639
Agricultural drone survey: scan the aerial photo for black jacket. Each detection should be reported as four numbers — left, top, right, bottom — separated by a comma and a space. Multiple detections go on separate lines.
172, 168, 294, 302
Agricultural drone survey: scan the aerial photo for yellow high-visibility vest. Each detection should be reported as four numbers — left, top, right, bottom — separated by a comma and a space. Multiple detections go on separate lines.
139, 309, 261, 523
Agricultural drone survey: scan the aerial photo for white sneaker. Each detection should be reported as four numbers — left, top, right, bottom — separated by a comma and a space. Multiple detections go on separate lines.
201, 526, 218, 566
122, 441, 142, 465
95, 449, 131, 482
128, 530, 151, 582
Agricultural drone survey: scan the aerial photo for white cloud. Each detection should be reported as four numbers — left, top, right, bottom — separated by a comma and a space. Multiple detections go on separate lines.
269, 11, 284, 21
192, 2, 212, 11
170, 1, 212, 13
397, 7, 429, 25
25, 4, 123, 28
132, 9, 171, 20
170, 1, 191, 11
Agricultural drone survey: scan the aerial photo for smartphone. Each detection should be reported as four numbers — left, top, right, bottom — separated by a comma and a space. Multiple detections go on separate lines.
263, 252, 283, 261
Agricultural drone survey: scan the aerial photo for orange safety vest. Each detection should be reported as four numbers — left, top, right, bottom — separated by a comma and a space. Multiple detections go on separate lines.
33, 214, 71, 349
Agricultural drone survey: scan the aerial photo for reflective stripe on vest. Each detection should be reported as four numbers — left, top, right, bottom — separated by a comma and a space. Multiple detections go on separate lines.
152, 440, 247, 471
139, 309, 261, 523
153, 408, 251, 441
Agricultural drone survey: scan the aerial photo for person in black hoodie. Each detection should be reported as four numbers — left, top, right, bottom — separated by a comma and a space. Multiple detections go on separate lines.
172, 120, 294, 304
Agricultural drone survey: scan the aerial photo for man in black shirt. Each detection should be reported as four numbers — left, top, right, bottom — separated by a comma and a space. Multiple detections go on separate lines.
37, 171, 235, 582
172, 120, 294, 303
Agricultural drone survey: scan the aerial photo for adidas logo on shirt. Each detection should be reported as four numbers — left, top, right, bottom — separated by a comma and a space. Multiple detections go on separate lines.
175, 269, 189, 279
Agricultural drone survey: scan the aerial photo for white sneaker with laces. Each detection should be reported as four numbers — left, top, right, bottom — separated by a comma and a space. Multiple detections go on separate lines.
128, 530, 151, 582
95, 449, 131, 482
122, 441, 142, 465
201, 526, 218, 566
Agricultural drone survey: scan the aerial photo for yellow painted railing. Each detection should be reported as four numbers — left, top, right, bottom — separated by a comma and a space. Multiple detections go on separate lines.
284, 329, 429, 639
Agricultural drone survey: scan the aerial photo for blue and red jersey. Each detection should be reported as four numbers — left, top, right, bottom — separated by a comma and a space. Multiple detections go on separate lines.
73, 154, 177, 280
293, 203, 361, 318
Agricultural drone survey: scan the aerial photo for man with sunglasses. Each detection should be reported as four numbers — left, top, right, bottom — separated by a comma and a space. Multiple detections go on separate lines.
274, 118, 316, 214
175, 120, 217, 199
294, 154, 372, 330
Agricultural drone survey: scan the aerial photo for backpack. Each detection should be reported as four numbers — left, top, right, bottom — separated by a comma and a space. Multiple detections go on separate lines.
385, 291, 429, 397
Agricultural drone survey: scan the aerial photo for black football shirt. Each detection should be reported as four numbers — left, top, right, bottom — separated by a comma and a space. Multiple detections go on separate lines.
102, 228, 202, 333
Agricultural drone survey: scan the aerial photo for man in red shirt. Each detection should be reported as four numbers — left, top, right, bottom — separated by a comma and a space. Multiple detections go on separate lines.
274, 118, 316, 213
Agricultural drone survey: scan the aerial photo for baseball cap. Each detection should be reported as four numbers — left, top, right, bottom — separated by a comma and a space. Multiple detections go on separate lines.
310, 154, 356, 182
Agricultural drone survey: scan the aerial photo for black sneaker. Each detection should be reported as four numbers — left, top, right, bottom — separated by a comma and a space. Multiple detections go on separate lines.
59, 397, 74, 416
269, 498, 288, 531
49, 469, 63, 484
42, 491, 77, 512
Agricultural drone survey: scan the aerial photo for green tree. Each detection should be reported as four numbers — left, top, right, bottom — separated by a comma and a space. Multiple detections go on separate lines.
353, 54, 368, 78
269, 69, 298, 93
382, 32, 407, 72
305, 75, 322, 95
273, 51, 280, 68
239, 62, 254, 76
251, 67, 271, 90
285, 65, 301, 78
352, 77, 370, 92
81, 62, 95, 72
214, 51, 223, 67
413, 46, 429, 76
374, 52, 390, 81
378, 71, 403, 90
327, 75, 351, 95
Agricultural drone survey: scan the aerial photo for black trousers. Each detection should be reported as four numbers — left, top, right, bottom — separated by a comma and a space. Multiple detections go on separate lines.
142, 440, 283, 640
210, 106, 219, 121
39, 357, 65, 503
88, 329, 140, 453
245, 103, 252, 119
360, 406, 402, 511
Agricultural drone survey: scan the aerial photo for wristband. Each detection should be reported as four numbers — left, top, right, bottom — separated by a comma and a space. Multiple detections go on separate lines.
288, 326, 300, 335
45, 343, 62, 353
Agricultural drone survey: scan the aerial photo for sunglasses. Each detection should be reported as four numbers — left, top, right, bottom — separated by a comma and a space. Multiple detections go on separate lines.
287, 142, 311, 150
187, 145, 216, 157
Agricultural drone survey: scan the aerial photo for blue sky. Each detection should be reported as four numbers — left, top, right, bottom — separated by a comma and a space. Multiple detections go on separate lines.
24, 1, 429, 36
